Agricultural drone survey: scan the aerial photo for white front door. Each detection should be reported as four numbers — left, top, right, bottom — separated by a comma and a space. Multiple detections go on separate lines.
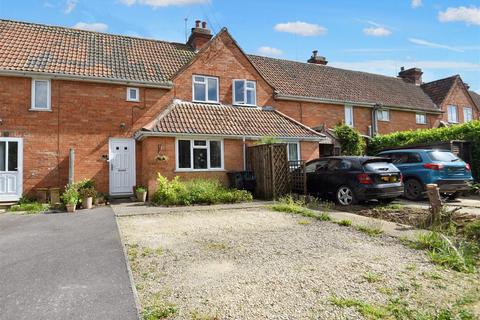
0, 138, 23, 202
109, 138, 136, 196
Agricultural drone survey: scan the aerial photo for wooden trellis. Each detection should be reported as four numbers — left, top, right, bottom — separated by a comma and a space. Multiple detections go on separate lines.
289, 160, 306, 195
247, 143, 290, 200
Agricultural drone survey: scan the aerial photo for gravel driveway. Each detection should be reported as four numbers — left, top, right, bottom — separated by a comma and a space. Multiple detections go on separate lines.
117, 208, 478, 319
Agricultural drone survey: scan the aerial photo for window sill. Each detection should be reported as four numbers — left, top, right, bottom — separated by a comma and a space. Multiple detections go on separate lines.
416, 122, 427, 125
126, 99, 140, 103
29, 108, 52, 112
192, 100, 220, 104
378, 119, 390, 122
233, 103, 257, 107
175, 169, 225, 173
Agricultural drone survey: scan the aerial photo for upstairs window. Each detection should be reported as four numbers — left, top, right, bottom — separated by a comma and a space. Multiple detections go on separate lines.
447, 105, 458, 123
127, 87, 139, 102
376, 109, 390, 121
31, 79, 51, 111
233, 80, 256, 106
193, 75, 219, 103
463, 107, 473, 122
416, 113, 427, 124
344, 105, 354, 127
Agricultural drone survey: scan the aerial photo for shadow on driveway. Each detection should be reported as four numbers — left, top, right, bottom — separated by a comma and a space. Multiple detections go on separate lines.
0, 207, 138, 320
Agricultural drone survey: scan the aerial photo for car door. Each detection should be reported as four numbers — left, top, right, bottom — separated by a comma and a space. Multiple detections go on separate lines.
392, 152, 423, 179
323, 159, 354, 195
306, 159, 329, 195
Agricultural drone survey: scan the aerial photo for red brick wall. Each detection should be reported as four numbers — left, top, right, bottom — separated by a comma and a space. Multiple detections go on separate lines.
435, 81, 479, 126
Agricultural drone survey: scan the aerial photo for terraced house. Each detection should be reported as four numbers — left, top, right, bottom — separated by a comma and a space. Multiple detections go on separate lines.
0, 19, 477, 200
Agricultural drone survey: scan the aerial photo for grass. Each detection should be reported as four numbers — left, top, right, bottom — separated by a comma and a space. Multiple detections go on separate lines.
271, 196, 332, 222
190, 311, 219, 320
205, 241, 228, 250
337, 219, 352, 227
355, 225, 384, 237
141, 303, 176, 320
7, 201, 49, 214
362, 271, 381, 283
329, 296, 388, 319
298, 219, 311, 225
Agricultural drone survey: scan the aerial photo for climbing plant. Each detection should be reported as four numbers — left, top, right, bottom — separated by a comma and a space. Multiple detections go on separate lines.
334, 124, 366, 156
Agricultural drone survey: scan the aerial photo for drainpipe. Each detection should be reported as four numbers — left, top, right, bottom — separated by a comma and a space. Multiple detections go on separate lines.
242, 136, 246, 170
372, 103, 381, 137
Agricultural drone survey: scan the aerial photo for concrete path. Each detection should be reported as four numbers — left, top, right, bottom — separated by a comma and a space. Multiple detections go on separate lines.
398, 197, 480, 216
0, 207, 138, 320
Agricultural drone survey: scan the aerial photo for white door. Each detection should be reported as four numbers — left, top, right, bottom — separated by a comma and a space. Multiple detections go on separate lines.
109, 138, 136, 196
0, 138, 23, 202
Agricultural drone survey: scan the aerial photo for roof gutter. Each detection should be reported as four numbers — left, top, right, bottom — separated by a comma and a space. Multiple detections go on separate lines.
274, 93, 443, 114
0, 69, 174, 89
134, 131, 327, 142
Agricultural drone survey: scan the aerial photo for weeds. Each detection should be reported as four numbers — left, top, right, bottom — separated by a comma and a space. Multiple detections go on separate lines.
8, 201, 49, 214
355, 225, 384, 237
362, 271, 381, 283
337, 219, 352, 227
298, 219, 311, 225
142, 303, 176, 320
271, 196, 332, 222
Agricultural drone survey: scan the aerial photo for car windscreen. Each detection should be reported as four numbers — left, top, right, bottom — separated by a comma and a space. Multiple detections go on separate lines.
363, 162, 398, 173
427, 151, 459, 162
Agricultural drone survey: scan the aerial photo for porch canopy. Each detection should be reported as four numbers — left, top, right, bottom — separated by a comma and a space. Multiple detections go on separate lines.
136, 99, 328, 142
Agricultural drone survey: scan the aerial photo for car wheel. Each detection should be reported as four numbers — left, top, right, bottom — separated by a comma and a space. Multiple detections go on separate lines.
336, 186, 357, 206
404, 179, 424, 201
378, 198, 396, 204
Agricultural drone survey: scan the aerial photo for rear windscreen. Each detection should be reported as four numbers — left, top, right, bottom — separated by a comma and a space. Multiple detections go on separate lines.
428, 151, 459, 162
363, 162, 398, 172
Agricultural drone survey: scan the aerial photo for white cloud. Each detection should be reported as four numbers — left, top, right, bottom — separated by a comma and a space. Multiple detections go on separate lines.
438, 6, 480, 26
363, 27, 392, 37
65, 0, 78, 14
274, 21, 327, 37
411, 0, 422, 8
257, 46, 283, 57
72, 22, 109, 33
408, 38, 463, 52
120, 0, 208, 7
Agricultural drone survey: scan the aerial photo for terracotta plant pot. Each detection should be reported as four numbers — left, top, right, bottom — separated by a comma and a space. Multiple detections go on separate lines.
66, 203, 76, 213
136, 191, 147, 202
83, 197, 93, 209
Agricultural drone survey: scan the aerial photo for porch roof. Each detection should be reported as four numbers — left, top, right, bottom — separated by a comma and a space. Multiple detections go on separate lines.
138, 100, 327, 141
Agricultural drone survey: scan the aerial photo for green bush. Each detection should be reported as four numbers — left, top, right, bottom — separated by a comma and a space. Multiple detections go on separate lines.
61, 184, 79, 205
152, 174, 253, 206
334, 124, 366, 156
368, 120, 480, 179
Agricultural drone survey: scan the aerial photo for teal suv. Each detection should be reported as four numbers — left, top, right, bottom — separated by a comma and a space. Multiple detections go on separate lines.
377, 149, 474, 200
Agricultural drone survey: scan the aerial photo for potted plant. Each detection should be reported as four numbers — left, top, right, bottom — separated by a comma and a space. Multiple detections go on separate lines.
79, 187, 96, 209
135, 186, 147, 202
61, 184, 79, 213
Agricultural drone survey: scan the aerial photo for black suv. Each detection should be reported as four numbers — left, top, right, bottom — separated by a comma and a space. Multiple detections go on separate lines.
305, 156, 404, 205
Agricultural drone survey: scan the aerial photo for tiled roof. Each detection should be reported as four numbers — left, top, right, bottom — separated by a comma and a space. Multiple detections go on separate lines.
141, 100, 326, 140
421, 75, 458, 106
0, 19, 195, 84
248, 54, 439, 112
469, 91, 480, 110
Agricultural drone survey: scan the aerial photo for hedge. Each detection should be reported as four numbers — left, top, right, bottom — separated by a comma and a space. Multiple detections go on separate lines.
368, 120, 480, 180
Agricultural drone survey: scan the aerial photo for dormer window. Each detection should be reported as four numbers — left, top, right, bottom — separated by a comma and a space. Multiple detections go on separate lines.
233, 80, 256, 106
192, 75, 219, 103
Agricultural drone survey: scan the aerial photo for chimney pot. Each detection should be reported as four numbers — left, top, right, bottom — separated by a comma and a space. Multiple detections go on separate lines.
307, 50, 328, 65
195, 20, 201, 28
312, 50, 318, 58
188, 19, 213, 50
202, 21, 207, 28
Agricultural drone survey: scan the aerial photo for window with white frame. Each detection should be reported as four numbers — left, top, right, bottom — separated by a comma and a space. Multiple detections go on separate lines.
344, 105, 354, 127
176, 139, 223, 171
31, 79, 51, 110
447, 105, 458, 123
192, 75, 219, 103
463, 107, 473, 122
416, 113, 427, 124
127, 87, 139, 102
376, 109, 390, 121
233, 80, 256, 106
287, 142, 300, 161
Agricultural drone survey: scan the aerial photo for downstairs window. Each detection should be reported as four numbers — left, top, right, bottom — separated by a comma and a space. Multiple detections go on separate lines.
176, 139, 223, 171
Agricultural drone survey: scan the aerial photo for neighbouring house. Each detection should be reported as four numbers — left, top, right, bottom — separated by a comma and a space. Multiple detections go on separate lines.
0, 19, 474, 200
421, 75, 479, 127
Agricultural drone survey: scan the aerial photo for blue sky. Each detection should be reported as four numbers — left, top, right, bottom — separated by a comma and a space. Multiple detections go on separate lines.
1, 0, 479, 92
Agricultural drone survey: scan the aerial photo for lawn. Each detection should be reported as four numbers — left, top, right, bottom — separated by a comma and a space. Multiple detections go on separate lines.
117, 207, 479, 320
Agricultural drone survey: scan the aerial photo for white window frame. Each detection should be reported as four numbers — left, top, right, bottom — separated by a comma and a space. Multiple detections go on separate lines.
192, 75, 219, 103
30, 79, 51, 111
232, 79, 257, 106
344, 105, 354, 127
447, 105, 458, 123
376, 109, 390, 122
126, 87, 140, 102
415, 113, 427, 125
287, 142, 301, 161
463, 107, 473, 123
175, 138, 224, 172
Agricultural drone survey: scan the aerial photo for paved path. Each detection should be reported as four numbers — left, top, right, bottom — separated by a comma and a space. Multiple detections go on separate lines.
0, 207, 138, 320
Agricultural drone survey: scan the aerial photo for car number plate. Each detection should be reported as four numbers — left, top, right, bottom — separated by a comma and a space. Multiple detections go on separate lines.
381, 175, 398, 183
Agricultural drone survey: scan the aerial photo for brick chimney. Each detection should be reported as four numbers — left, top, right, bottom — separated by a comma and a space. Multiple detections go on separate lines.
187, 20, 212, 51
398, 66, 423, 85
307, 50, 328, 65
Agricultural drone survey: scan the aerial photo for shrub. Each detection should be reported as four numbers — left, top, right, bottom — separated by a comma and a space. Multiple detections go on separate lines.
79, 187, 96, 199
464, 220, 480, 242
136, 186, 147, 193
368, 120, 480, 179
75, 178, 95, 190
61, 184, 79, 205
152, 174, 252, 206
334, 124, 366, 156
